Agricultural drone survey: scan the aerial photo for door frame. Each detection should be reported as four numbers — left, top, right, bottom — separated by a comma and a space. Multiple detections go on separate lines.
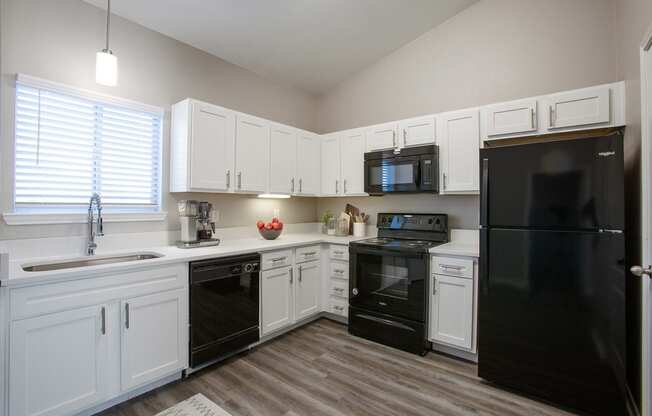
640, 23, 652, 416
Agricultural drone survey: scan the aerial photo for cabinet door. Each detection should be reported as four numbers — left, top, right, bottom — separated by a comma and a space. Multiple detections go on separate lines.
121, 289, 187, 391
430, 274, 473, 350
295, 261, 320, 320
296, 132, 320, 195
485, 99, 537, 137
438, 109, 480, 194
269, 124, 297, 194
190, 101, 235, 191
10, 305, 110, 416
261, 266, 294, 335
398, 116, 436, 148
366, 122, 398, 152
340, 129, 366, 196
320, 135, 341, 196
546, 85, 610, 130
235, 114, 270, 193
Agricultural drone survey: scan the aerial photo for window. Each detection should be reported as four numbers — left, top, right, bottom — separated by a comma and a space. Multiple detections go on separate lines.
12, 75, 163, 217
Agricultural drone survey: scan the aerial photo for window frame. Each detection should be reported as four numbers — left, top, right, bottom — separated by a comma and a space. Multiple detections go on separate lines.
3, 74, 167, 225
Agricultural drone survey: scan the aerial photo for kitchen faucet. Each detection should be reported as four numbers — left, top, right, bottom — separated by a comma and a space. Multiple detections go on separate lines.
87, 193, 104, 255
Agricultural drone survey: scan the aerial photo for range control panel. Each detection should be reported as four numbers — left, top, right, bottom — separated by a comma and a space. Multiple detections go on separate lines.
377, 213, 448, 232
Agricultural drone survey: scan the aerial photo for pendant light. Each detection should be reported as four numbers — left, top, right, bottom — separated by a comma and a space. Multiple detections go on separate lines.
95, 0, 118, 86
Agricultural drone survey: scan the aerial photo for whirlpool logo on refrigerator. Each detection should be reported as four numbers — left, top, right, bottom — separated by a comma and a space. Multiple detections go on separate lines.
598, 151, 616, 157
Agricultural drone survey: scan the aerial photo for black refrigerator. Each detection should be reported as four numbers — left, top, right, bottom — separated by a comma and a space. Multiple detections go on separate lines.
478, 133, 627, 416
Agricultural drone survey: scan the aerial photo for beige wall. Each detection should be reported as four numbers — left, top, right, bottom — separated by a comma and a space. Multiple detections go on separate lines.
0, 0, 319, 240
315, 0, 620, 230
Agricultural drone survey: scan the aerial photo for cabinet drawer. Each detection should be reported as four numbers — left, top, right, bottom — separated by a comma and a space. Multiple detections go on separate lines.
329, 297, 348, 317
295, 245, 321, 263
261, 250, 294, 270
10, 264, 187, 321
330, 279, 348, 299
329, 245, 349, 261
432, 257, 473, 279
330, 262, 349, 280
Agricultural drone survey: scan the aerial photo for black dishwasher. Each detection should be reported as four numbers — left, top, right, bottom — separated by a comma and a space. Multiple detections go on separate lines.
189, 253, 260, 369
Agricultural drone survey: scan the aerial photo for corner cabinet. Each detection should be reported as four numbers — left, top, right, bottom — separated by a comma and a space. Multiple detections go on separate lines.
340, 129, 366, 196
296, 131, 321, 195
437, 109, 480, 194
320, 135, 342, 196
170, 99, 235, 192
8, 264, 188, 416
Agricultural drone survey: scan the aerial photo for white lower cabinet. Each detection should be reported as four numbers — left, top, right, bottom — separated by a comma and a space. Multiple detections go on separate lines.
429, 255, 477, 356
261, 247, 322, 336
10, 305, 110, 416
8, 265, 188, 416
261, 266, 294, 335
295, 261, 320, 320
121, 289, 187, 391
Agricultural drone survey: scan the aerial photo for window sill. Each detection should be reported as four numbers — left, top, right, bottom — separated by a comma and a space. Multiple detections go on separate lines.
2, 212, 168, 226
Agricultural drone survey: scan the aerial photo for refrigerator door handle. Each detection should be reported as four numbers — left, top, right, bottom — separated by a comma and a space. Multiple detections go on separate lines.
481, 158, 489, 226
480, 228, 489, 295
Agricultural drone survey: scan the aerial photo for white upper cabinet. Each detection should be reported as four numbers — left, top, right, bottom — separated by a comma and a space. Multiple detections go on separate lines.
340, 129, 366, 196
235, 113, 270, 193
399, 115, 436, 148
437, 109, 480, 194
321, 134, 342, 196
170, 99, 235, 192
545, 84, 611, 130
269, 124, 297, 195
366, 122, 398, 152
296, 131, 321, 196
484, 98, 537, 137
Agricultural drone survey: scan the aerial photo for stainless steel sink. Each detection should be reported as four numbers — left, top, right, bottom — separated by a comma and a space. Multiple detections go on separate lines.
22, 253, 163, 272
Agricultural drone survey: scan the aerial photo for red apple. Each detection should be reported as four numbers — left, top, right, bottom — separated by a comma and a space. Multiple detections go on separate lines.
256, 220, 265, 229
265, 222, 273, 230
277, 221, 283, 229
271, 217, 280, 224
271, 222, 281, 230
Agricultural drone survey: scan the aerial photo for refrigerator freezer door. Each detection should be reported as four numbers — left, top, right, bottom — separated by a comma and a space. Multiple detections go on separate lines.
480, 134, 624, 230
478, 228, 626, 416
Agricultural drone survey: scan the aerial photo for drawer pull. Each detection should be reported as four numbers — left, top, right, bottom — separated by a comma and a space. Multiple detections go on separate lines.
440, 265, 464, 270
333, 251, 344, 255
271, 257, 287, 263
302, 251, 317, 256
333, 287, 345, 293
334, 269, 345, 274
334, 305, 344, 311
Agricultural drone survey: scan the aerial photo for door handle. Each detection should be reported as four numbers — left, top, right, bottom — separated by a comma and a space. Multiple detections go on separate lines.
289, 268, 293, 284
298, 265, 302, 283
392, 130, 396, 148
226, 170, 230, 188
299, 178, 303, 192
125, 303, 130, 329
442, 173, 447, 191
343, 179, 348, 194
549, 106, 556, 127
631, 265, 652, 278
433, 277, 437, 295
531, 108, 536, 129
291, 178, 295, 193
101, 306, 106, 335
237, 172, 242, 189
335, 180, 339, 194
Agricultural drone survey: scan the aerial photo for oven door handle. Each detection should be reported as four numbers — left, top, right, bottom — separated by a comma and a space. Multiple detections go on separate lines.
350, 246, 426, 259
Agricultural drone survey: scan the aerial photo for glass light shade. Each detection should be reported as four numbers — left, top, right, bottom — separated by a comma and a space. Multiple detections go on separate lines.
95, 51, 118, 86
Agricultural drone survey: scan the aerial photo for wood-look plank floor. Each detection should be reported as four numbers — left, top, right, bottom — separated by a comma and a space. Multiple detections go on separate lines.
98, 319, 578, 416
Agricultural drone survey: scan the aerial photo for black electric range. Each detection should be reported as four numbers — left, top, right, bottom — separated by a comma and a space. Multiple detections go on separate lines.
348, 213, 448, 355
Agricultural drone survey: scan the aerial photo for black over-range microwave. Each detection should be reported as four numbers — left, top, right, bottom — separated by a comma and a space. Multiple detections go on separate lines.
364, 145, 439, 195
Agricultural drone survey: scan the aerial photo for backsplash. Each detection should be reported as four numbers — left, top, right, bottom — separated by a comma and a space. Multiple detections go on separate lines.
317, 194, 479, 230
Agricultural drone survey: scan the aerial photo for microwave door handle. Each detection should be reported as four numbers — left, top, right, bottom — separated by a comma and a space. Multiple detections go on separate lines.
413, 160, 421, 188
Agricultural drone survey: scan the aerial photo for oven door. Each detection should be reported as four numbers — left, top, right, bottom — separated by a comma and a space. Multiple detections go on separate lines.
349, 246, 427, 322
364, 155, 420, 194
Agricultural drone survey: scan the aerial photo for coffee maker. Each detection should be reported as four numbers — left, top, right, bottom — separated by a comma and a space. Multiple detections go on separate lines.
176, 200, 220, 248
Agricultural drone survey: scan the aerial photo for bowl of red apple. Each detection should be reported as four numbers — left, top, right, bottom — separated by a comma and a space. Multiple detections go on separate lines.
257, 217, 284, 240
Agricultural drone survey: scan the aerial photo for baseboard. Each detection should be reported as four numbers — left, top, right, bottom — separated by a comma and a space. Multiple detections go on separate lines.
431, 341, 478, 363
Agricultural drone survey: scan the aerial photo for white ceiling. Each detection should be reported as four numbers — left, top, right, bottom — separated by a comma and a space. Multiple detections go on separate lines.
84, 0, 478, 95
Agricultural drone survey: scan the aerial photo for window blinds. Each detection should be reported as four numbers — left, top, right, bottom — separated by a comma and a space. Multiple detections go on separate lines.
14, 80, 162, 213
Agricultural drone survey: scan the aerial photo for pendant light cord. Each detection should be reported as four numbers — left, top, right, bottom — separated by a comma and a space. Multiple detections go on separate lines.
105, 0, 111, 52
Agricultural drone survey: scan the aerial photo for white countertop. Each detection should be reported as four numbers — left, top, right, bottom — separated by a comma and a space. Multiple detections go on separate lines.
429, 229, 479, 258
2, 232, 366, 288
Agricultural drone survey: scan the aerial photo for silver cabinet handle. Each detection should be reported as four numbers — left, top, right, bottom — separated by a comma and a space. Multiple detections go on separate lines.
549, 106, 555, 127
335, 180, 339, 194
392, 130, 396, 148
531, 108, 536, 128
299, 178, 302, 192
442, 173, 447, 191
334, 269, 345, 274
298, 265, 302, 283
631, 265, 652, 278
334, 287, 345, 293
237, 172, 242, 189
271, 256, 287, 263
343, 179, 347, 194
403, 128, 407, 145
334, 305, 344, 311
440, 264, 464, 270
291, 178, 295, 193
125, 303, 130, 329
433, 277, 437, 295
289, 268, 293, 284
226, 170, 231, 188
302, 251, 317, 257
101, 306, 106, 335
